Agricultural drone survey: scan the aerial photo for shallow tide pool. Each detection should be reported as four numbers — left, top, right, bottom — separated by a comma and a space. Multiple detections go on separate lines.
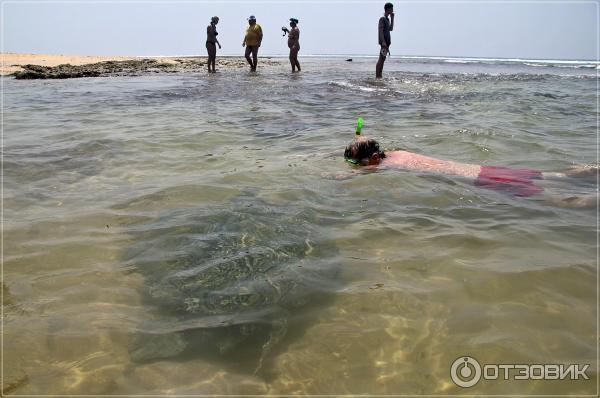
3, 58, 597, 395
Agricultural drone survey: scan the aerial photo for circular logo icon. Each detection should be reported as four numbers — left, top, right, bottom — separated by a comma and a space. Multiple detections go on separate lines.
450, 356, 482, 388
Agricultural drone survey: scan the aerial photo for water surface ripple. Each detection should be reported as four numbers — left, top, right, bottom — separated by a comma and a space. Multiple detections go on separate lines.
4, 58, 597, 395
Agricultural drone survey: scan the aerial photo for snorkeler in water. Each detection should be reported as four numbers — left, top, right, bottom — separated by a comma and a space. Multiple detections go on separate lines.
342, 120, 597, 208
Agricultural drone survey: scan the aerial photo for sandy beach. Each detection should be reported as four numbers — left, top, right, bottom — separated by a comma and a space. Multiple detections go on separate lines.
1, 52, 285, 78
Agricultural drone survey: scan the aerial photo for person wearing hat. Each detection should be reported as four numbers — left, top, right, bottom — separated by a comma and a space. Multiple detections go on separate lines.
242, 15, 263, 72
206, 16, 221, 73
287, 18, 301, 73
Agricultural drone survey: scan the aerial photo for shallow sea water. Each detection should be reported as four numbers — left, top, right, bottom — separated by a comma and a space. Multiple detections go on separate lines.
3, 58, 598, 395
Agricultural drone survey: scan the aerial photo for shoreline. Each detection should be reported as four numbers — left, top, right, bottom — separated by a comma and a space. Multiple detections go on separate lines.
0, 52, 287, 78
2, 52, 597, 79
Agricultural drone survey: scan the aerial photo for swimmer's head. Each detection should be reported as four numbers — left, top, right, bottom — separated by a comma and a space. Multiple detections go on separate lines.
344, 137, 386, 166
211, 16, 219, 24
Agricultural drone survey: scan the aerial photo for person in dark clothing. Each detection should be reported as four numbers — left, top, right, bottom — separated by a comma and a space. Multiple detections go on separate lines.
376, 2, 394, 78
286, 18, 301, 73
206, 16, 221, 73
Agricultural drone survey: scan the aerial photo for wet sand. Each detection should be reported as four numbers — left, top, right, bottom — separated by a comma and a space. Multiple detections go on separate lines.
1, 52, 285, 78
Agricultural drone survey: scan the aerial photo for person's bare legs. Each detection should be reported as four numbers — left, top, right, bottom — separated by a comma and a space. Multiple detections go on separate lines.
564, 164, 599, 179
210, 45, 216, 72
540, 165, 598, 208
251, 46, 259, 71
548, 194, 598, 209
293, 48, 300, 72
375, 51, 386, 79
207, 43, 216, 73
542, 164, 599, 181
289, 47, 300, 72
289, 53, 295, 72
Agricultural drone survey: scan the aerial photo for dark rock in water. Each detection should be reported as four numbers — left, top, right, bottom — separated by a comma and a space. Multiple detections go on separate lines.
533, 92, 563, 99
14, 59, 180, 79
13, 64, 101, 79
11, 57, 280, 79
346, 58, 353, 62
122, 195, 342, 375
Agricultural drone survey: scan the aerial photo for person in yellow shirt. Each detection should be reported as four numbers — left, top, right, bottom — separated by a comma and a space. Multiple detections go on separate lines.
242, 15, 263, 72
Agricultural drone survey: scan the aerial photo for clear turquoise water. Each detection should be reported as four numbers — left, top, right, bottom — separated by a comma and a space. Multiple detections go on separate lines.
3, 58, 597, 394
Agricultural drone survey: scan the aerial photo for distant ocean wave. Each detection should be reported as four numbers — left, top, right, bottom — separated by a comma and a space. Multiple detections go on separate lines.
432, 57, 599, 69
140, 54, 599, 69
303, 55, 600, 69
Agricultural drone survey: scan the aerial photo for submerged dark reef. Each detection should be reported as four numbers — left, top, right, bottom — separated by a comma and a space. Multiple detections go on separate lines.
121, 193, 343, 375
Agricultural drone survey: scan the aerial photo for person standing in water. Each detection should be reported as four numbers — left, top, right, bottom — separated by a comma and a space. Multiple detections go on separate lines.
286, 18, 301, 73
243, 15, 263, 72
376, 2, 394, 78
206, 16, 221, 73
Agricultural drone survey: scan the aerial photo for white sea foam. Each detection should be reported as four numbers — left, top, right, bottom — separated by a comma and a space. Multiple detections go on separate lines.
139, 53, 599, 70
397, 55, 599, 65
329, 81, 383, 92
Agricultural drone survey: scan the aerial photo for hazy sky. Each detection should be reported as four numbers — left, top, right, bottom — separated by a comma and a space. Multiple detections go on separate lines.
2, 0, 598, 60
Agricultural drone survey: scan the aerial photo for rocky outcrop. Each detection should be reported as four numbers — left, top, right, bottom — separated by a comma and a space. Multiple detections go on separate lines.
12, 57, 280, 79
13, 59, 178, 79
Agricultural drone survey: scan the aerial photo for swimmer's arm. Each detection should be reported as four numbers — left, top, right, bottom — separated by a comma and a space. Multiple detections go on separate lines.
321, 165, 379, 180
320, 171, 357, 180
389, 12, 394, 31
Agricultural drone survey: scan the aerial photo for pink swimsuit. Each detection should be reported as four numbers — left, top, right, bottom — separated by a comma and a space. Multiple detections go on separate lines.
475, 166, 543, 197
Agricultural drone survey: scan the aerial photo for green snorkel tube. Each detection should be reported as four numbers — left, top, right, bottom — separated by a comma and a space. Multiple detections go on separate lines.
345, 117, 364, 165
355, 117, 363, 136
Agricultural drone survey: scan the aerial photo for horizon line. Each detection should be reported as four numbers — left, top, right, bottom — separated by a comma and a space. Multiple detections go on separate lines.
143, 54, 600, 63
2, 51, 598, 63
